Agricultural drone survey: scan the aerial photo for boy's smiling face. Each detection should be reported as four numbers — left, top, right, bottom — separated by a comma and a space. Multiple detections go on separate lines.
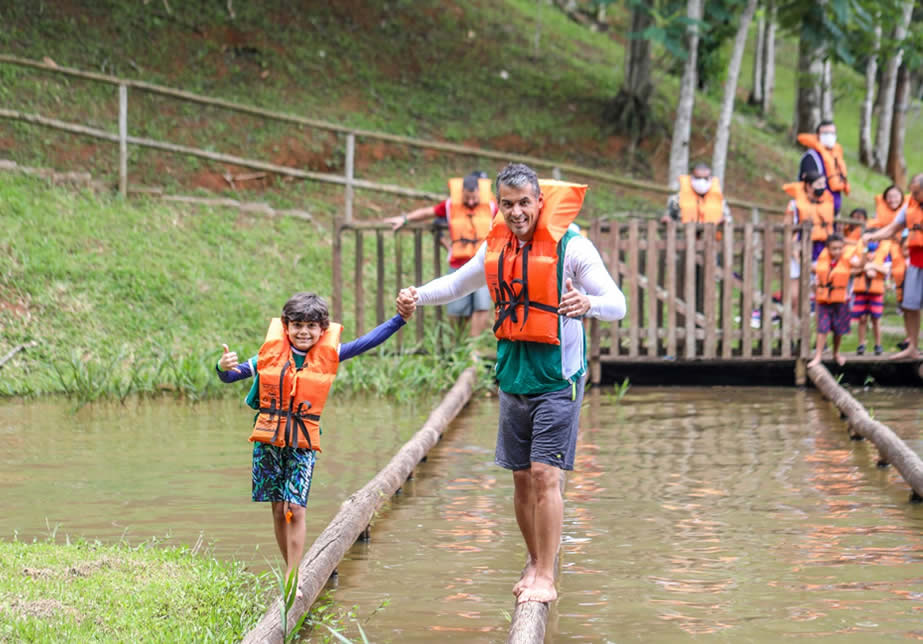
827, 240, 844, 263
285, 320, 323, 351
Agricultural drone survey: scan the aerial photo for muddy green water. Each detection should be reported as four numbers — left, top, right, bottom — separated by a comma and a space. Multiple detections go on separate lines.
1, 386, 921, 642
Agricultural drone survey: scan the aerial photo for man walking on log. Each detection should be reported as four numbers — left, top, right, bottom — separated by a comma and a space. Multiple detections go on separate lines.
397, 163, 627, 603
863, 172, 923, 361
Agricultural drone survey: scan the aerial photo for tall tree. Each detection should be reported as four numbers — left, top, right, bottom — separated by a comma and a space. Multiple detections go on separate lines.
793, 9, 825, 137
886, 61, 910, 186
858, 20, 881, 166
820, 58, 834, 120
873, 0, 914, 172
748, 6, 765, 106
667, 0, 704, 190
761, 0, 776, 116
606, 0, 654, 149
712, 0, 758, 182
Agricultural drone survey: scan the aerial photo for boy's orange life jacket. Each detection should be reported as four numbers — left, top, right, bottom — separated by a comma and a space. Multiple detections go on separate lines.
814, 249, 850, 304
871, 194, 909, 229
484, 179, 587, 345
677, 175, 725, 224
447, 177, 494, 264
797, 133, 850, 194
906, 197, 923, 250
250, 319, 342, 451
853, 240, 891, 295
783, 182, 835, 241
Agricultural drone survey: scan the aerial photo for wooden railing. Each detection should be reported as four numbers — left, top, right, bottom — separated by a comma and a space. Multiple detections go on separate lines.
332, 217, 816, 377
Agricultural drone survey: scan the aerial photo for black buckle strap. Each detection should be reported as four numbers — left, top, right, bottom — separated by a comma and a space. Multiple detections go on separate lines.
492, 243, 558, 334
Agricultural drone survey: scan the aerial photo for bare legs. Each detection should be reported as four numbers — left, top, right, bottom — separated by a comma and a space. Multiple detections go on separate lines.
272, 501, 306, 597
808, 331, 845, 368
892, 309, 921, 359
512, 462, 563, 603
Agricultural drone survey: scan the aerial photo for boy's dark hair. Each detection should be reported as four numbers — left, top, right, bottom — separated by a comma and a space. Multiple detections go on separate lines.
281, 292, 330, 329
848, 208, 867, 220
825, 233, 844, 245
801, 169, 823, 184
462, 170, 488, 192
882, 184, 904, 202
816, 119, 835, 134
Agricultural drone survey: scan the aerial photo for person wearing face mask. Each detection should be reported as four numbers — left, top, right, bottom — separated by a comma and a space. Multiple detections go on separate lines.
797, 120, 850, 215
663, 162, 731, 225
784, 169, 836, 264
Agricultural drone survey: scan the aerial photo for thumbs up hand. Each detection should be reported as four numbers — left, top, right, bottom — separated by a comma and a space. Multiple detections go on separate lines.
558, 277, 590, 318
218, 343, 240, 372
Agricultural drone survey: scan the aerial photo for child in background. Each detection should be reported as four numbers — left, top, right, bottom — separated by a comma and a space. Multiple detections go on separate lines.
809, 234, 850, 368
842, 207, 867, 243
851, 228, 892, 355
217, 292, 414, 593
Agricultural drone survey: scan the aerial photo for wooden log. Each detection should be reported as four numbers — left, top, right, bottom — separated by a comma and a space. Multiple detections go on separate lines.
241, 367, 478, 644
807, 363, 923, 500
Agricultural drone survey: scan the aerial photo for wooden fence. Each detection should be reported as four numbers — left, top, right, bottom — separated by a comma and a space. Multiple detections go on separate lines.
332, 217, 817, 379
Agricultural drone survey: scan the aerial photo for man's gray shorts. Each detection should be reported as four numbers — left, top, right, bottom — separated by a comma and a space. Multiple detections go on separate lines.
901, 264, 923, 311
495, 377, 585, 471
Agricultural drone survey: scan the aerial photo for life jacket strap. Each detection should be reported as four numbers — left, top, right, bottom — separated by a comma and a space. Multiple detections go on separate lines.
491, 243, 558, 333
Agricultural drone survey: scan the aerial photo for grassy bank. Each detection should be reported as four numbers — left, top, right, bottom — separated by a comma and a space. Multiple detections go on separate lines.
0, 537, 265, 642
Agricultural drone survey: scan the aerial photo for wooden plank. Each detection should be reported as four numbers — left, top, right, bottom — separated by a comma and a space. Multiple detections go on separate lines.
610, 221, 622, 356
761, 224, 773, 357
684, 223, 697, 359
414, 229, 424, 343
780, 222, 793, 358
376, 231, 385, 326
646, 219, 658, 356
628, 221, 640, 357
354, 230, 365, 338
741, 223, 754, 358
703, 227, 717, 358
721, 220, 734, 358
665, 219, 677, 358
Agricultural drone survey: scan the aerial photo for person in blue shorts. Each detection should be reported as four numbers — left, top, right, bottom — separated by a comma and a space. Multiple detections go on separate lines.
217, 292, 414, 591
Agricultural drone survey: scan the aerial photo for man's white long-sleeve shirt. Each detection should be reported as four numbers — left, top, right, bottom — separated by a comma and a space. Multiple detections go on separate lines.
415, 237, 627, 382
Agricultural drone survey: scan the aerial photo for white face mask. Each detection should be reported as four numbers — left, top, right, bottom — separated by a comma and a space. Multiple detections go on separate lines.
819, 132, 837, 149
691, 177, 712, 195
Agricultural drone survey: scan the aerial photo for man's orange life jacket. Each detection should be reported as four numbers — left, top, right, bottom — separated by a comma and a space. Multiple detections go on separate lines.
783, 182, 835, 241
853, 240, 891, 295
250, 319, 341, 451
906, 197, 923, 250
871, 194, 909, 229
447, 177, 494, 264
814, 249, 850, 304
797, 133, 850, 194
677, 175, 725, 224
484, 180, 587, 345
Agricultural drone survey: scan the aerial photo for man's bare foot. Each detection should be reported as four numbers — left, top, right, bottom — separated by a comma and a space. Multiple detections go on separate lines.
517, 575, 557, 604
834, 353, 846, 366
807, 356, 822, 368
513, 560, 536, 597
890, 346, 921, 360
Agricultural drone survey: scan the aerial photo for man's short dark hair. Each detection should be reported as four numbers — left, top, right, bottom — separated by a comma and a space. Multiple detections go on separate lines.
816, 119, 835, 134
462, 170, 487, 192
495, 163, 540, 198
848, 208, 867, 220
282, 292, 330, 329
825, 233, 844, 245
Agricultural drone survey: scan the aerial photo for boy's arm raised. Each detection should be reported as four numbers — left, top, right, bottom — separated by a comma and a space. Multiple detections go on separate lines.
338, 315, 407, 362
216, 344, 256, 383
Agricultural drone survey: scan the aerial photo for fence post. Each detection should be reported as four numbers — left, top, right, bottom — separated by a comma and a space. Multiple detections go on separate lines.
118, 83, 127, 197
344, 132, 355, 223
552, 166, 561, 180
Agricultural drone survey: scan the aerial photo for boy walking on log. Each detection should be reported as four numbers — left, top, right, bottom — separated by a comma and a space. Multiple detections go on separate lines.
397, 163, 627, 603
217, 292, 414, 593
809, 234, 850, 368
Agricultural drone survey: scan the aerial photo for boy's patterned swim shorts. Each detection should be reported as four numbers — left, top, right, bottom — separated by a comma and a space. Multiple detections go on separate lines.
251, 442, 316, 506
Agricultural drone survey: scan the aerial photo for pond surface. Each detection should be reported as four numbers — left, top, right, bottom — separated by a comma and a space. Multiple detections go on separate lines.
1, 386, 921, 642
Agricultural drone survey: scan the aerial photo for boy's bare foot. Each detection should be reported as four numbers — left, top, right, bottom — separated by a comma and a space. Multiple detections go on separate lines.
890, 346, 921, 360
807, 356, 821, 368
513, 560, 537, 597
834, 354, 846, 366
517, 575, 557, 604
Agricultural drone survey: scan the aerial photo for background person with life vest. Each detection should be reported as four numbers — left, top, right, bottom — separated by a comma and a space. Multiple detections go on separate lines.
661, 161, 731, 225
396, 163, 626, 604
797, 120, 850, 215
851, 227, 895, 356
809, 233, 851, 368
215, 292, 415, 593
863, 172, 923, 361
383, 171, 497, 337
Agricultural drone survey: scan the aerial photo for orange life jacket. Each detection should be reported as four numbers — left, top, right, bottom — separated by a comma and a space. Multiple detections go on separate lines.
447, 177, 494, 264
677, 175, 725, 225
783, 182, 835, 241
484, 180, 587, 345
853, 240, 891, 295
906, 197, 923, 250
797, 133, 850, 194
814, 249, 850, 304
250, 319, 342, 451
871, 194, 909, 229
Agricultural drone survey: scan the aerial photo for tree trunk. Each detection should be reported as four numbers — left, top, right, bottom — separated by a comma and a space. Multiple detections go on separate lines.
748, 8, 764, 106
667, 0, 703, 191
605, 2, 653, 144
793, 18, 824, 138
887, 61, 910, 186
712, 0, 758, 182
761, 1, 776, 117
873, 0, 914, 172
859, 21, 881, 166
821, 58, 834, 120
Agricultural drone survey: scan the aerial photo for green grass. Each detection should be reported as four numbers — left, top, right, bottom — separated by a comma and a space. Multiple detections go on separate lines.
0, 537, 267, 642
